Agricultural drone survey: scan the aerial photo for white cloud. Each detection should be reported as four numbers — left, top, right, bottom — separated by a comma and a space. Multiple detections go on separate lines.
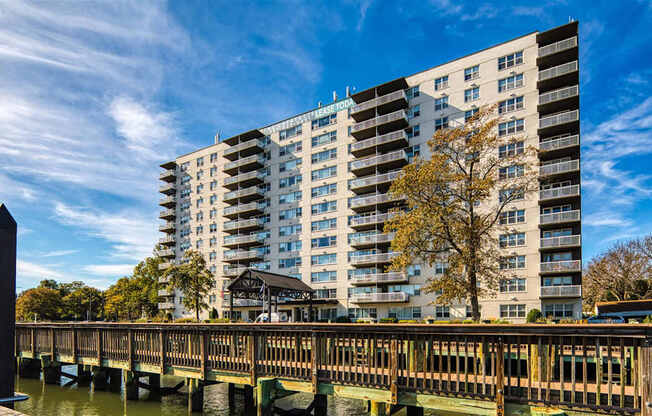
42, 249, 79, 258
356, 0, 373, 31
17, 260, 65, 280
83, 264, 135, 277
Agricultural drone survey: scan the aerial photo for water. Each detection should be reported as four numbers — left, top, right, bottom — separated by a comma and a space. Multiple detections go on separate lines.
13, 366, 371, 416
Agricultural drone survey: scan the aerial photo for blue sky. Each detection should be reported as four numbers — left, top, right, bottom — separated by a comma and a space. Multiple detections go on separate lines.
2, 0, 651, 290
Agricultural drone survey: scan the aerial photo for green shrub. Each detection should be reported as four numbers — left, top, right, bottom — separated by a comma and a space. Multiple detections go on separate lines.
397, 319, 418, 323
490, 318, 510, 324
209, 308, 219, 319
380, 317, 398, 323
174, 318, 198, 323
433, 320, 450, 324
643, 315, 652, 324
526, 308, 543, 323
335, 316, 351, 323
204, 318, 230, 323
462, 319, 474, 324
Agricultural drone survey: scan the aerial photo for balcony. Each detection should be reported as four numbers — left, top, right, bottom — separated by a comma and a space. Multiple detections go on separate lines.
540, 210, 580, 226
351, 292, 409, 304
539, 85, 579, 113
350, 252, 399, 266
350, 150, 408, 176
223, 218, 265, 233
159, 195, 176, 208
351, 109, 409, 140
350, 90, 408, 122
159, 222, 175, 233
539, 110, 579, 130
540, 285, 582, 298
540, 260, 581, 274
159, 209, 176, 220
350, 193, 404, 212
223, 233, 267, 248
540, 159, 580, 177
159, 236, 175, 246
233, 299, 263, 307
223, 171, 266, 190
158, 288, 172, 297
223, 266, 248, 277
351, 130, 409, 158
540, 235, 581, 250
539, 135, 579, 152
223, 155, 266, 175
158, 302, 175, 310
539, 60, 578, 82
159, 169, 176, 182
159, 249, 175, 259
223, 202, 267, 219
350, 170, 401, 194
539, 184, 580, 202
159, 183, 176, 195
350, 272, 408, 286
223, 249, 263, 263
223, 139, 265, 161
350, 212, 398, 230
350, 233, 395, 249
538, 36, 578, 58
158, 262, 172, 271
224, 186, 266, 204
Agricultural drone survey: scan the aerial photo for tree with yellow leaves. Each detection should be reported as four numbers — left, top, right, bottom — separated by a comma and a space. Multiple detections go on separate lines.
164, 250, 215, 321
385, 106, 537, 321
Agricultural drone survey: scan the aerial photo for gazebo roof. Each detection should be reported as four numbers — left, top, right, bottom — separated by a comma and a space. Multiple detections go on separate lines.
227, 269, 314, 301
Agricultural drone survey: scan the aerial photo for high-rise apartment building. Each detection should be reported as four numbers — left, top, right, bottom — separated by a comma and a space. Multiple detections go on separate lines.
157, 22, 581, 322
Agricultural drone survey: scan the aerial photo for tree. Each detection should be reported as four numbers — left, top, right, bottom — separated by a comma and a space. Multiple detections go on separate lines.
164, 250, 215, 320
583, 236, 652, 311
103, 277, 138, 321
16, 287, 64, 321
131, 254, 164, 318
62, 286, 103, 320
385, 106, 537, 321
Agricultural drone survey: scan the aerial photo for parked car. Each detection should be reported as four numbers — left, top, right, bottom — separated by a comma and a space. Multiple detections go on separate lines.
587, 315, 625, 324
254, 312, 289, 323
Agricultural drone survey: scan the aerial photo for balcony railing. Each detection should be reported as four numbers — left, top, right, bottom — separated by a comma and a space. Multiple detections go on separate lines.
539, 85, 579, 105
224, 218, 265, 231
350, 193, 403, 210
223, 139, 265, 158
224, 267, 248, 277
158, 236, 175, 245
350, 170, 401, 191
351, 131, 408, 154
224, 186, 265, 202
540, 159, 580, 176
540, 285, 582, 298
350, 252, 399, 265
351, 90, 407, 115
539, 135, 579, 152
539, 110, 579, 129
223, 202, 267, 217
159, 249, 175, 258
158, 262, 172, 271
159, 222, 175, 232
159, 183, 176, 194
158, 302, 175, 310
351, 150, 407, 173
223, 249, 262, 262
539, 184, 580, 201
351, 292, 409, 303
540, 210, 580, 225
350, 212, 398, 228
540, 235, 581, 249
159, 196, 176, 207
540, 260, 581, 273
159, 170, 176, 181
350, 272, 408, 285
158, 289, 172, 297
351, 109, 408, 134
223, 155, 266, 171
159, 209, 176, 219
223, 171, 266, 187
350, 232, 395, 246
223, 234, 267, 246
538, 36, 578, 58
538, 60, 578, 81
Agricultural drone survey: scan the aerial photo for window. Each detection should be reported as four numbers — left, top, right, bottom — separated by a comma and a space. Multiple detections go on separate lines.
388, 307, 422, 320
435, 117, 449, 131
498, 96, 524, 114
434, 96, 448, 111
498, 74, 524, 92
279, 224, 302, 236
209, 223, 217, 232
544, 304, 574, 319
280, 125, 302, 140
499, 187, 524, 202
499, 164, 524, 179
434, 262, 448, 274
389, 284, 420, 296
311, 201, 337, 215
465, 108, 479, 122
210, 152, 218, 163
279, 207, 302, 220
279, 174, 302, 188
279, 191, 302, 204
311, 236, 336, 248
312, 271, 337, 282
500, 304, 525, 318
408, 104, 420, 119
311, 253, 336, 265
434, 75, 448, 91
406, 145, 420, 162
279, 257, 301, 268
312, 148, 336, 163
311, 218, 336, 231
464, 87, 479, 102
499, 209, 525, 224
196, 184, 203, 194
196, 157, 204, 167
500, 255, 526, 270
210, 181, 217, 191
279, 240, 302, 253
348, 308, 377, 319
498, 51, 523, 70
498, 119, 524, 136
311, 183, 337, 198
543, 276, 573, 287
464, 65, 479, 81
279, 141, 302, 156
279, 158, 302, 172
499, 141, 524, 158
407, 125, 420, 138
406, 86, 420, 99
315, 288, 337, 299
320, 308, 338, 320
312, 131, 337, 147
311, 114, 336, 129
499, 233, 525, 248
210, 167, 217, 177
436, 306, 450, 318
311, 166, 336, 181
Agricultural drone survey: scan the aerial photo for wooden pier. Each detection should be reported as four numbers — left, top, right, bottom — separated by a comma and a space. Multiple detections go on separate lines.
14, 322, 652, 415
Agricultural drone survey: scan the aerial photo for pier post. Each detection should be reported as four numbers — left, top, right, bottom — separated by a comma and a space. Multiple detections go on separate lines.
227, 382, 235, 408
92, 366, 109, 391
369, 401, 388, 416
244, 384, 255, 413
256, 377, 276, 416
77, 364, 91, 386
148, 374, 161, 399
642, 337, 651, 416
406, 406, 424, 416
313, 393, 327, 416
108, 368, 122, 392
18, 358, 41, 379
187, 378, 203, 412
42, 361, 61, 385
124, 370, 139, 400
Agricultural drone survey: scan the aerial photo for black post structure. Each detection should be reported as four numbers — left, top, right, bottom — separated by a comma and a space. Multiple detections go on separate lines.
0, 204, 18, 407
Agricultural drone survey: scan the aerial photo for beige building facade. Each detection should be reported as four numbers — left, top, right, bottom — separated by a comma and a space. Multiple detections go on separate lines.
157, 22, 582, 322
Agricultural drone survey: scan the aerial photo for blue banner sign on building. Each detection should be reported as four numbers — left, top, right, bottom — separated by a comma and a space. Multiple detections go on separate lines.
261, 98, 354, 135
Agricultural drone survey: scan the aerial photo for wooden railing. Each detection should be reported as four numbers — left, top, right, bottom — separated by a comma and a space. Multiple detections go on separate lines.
15, 323, 652, 415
